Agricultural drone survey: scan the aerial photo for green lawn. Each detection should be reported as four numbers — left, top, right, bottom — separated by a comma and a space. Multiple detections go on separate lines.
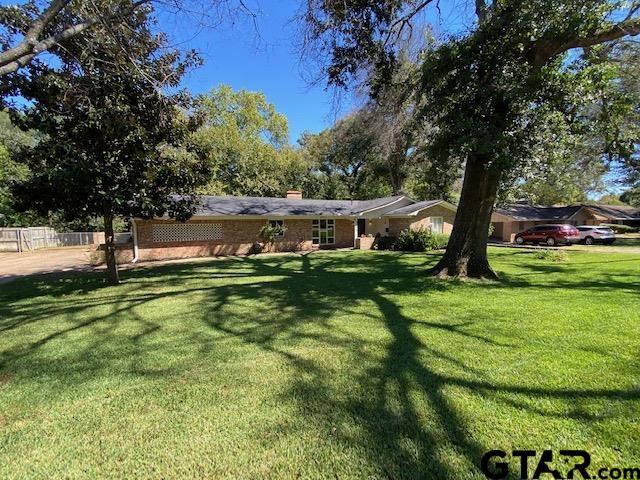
1, 249, 639, 479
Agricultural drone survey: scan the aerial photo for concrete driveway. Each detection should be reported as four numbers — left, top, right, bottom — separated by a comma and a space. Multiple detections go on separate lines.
0, 247, 93, 284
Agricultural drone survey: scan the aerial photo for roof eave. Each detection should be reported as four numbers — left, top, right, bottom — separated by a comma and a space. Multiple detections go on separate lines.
355, 195, 410, 216
385, 199, 457, 217
138, 213, 358, 220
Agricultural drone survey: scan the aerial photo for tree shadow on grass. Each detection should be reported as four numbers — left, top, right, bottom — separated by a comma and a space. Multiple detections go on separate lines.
196, 253, 640, 478
1, 250, 639, 478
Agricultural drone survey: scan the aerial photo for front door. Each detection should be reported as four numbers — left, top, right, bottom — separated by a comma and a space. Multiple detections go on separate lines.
357, 218, 366, 237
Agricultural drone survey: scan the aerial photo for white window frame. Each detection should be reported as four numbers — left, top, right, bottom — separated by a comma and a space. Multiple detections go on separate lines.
430, 216, 444, 234
312, 218, 335, 245
268, 219, 285, 237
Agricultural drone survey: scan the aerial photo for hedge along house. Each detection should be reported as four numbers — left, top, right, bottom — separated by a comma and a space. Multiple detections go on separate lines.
127, 191, 457, 262
490, 202, 640, 243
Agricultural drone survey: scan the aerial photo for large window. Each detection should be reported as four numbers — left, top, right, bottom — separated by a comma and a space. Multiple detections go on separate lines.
312, 219, 335, 245
431, 216, 444, 234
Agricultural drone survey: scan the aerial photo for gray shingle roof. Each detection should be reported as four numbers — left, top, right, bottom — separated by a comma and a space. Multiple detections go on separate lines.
495, 203, 640, 221
585, 204, 640, 220
494, 204, 584, 221
192, 195, 405, 217
385, 200, 444, 216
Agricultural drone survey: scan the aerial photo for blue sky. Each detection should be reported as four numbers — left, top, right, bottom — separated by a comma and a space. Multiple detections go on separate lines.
154, 0, 474, 144
156, 1, 345, 144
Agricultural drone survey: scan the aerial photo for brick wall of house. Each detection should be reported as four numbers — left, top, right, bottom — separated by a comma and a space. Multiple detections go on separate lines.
90, 243, 134, 265
133, 217, 355, 262
334, 218, 355, 248
387, 205, 455, 237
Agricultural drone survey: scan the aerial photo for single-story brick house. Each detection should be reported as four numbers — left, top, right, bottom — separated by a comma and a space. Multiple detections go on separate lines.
127, 191, 457, 262
490, 202, 640, 242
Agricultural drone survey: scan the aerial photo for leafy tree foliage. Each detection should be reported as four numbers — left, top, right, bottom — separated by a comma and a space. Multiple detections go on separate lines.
299, 53, 461, 202
298, 104, 461, 202
192, 85, 309, 198
502, 112, 609, 205
296, 129, 347, 199
298, 110, 391, 200
502, 43, 640, 205
605, 43, 640, 194
620, 187, 640, 207
11, 6, 209, 284
303, 0, 640, 278
0, 110, 121, 229
596, 193, 628, 206
361, 51, 463, 201
0, 110, 39, 226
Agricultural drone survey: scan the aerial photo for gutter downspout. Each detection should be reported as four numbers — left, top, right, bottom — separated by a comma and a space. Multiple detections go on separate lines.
131, 219, 140, 263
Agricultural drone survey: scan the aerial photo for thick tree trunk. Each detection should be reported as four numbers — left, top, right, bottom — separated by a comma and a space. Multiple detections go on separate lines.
389, 157, 404, 195
103, 210, 120, 285
428, 153, 502, 279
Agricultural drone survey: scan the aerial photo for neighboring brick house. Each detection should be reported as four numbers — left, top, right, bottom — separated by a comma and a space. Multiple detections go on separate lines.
490, 203, 640, 243
384, 200, 456, 237
127, 191, 457, 262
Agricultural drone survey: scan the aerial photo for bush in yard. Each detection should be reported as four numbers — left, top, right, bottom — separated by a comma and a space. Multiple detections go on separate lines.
376, 236, 397, 250
253, 223, 288, 253
431, 233, 450, 249
259, 223, 287, 244
395, 228, 449, 252
600, 223, 638, 234
534, 249, 569, 262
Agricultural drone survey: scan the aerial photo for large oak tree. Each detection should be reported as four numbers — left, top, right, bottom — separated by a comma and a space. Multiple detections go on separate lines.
302, 0, 640, 278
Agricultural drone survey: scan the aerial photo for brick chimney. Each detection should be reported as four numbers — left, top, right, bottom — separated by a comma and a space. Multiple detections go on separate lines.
286, 190, 302, 200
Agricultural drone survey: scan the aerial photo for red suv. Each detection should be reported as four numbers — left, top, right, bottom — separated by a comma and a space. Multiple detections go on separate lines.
515, 224, 581, 246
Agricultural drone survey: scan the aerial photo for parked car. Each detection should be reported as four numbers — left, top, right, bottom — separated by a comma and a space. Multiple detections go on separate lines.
576, 225, 616, 245
514, 224, 581, 246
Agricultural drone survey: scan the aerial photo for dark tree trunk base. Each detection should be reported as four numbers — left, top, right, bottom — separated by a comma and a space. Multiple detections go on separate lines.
427, 254, 499, 280
103, 210, 120, 285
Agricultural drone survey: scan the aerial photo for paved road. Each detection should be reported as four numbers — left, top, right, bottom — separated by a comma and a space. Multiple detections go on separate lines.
0, 247, 93, 284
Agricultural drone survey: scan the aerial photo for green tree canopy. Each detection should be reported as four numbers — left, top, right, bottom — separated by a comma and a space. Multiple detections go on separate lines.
620, 187, 640, 207
11, 5, 209, 284
0, 110, 41, 227
192, 85, 309, 198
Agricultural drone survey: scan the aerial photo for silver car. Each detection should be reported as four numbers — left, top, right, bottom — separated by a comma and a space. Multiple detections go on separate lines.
576, 226, 616, 245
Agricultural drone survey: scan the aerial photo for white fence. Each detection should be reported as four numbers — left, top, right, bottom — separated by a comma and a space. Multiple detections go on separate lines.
0, 227, 58, 252
0, 228, 131, 252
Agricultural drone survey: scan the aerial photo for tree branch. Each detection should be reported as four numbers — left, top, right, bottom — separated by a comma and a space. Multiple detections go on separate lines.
0, 53, 37, 77
559, 18, 640, 51
383, 0, 436, 47
532, 17, 640, 66
0, 0, 70, 66
475, 0, 488, 24
0, 0, 151, 76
